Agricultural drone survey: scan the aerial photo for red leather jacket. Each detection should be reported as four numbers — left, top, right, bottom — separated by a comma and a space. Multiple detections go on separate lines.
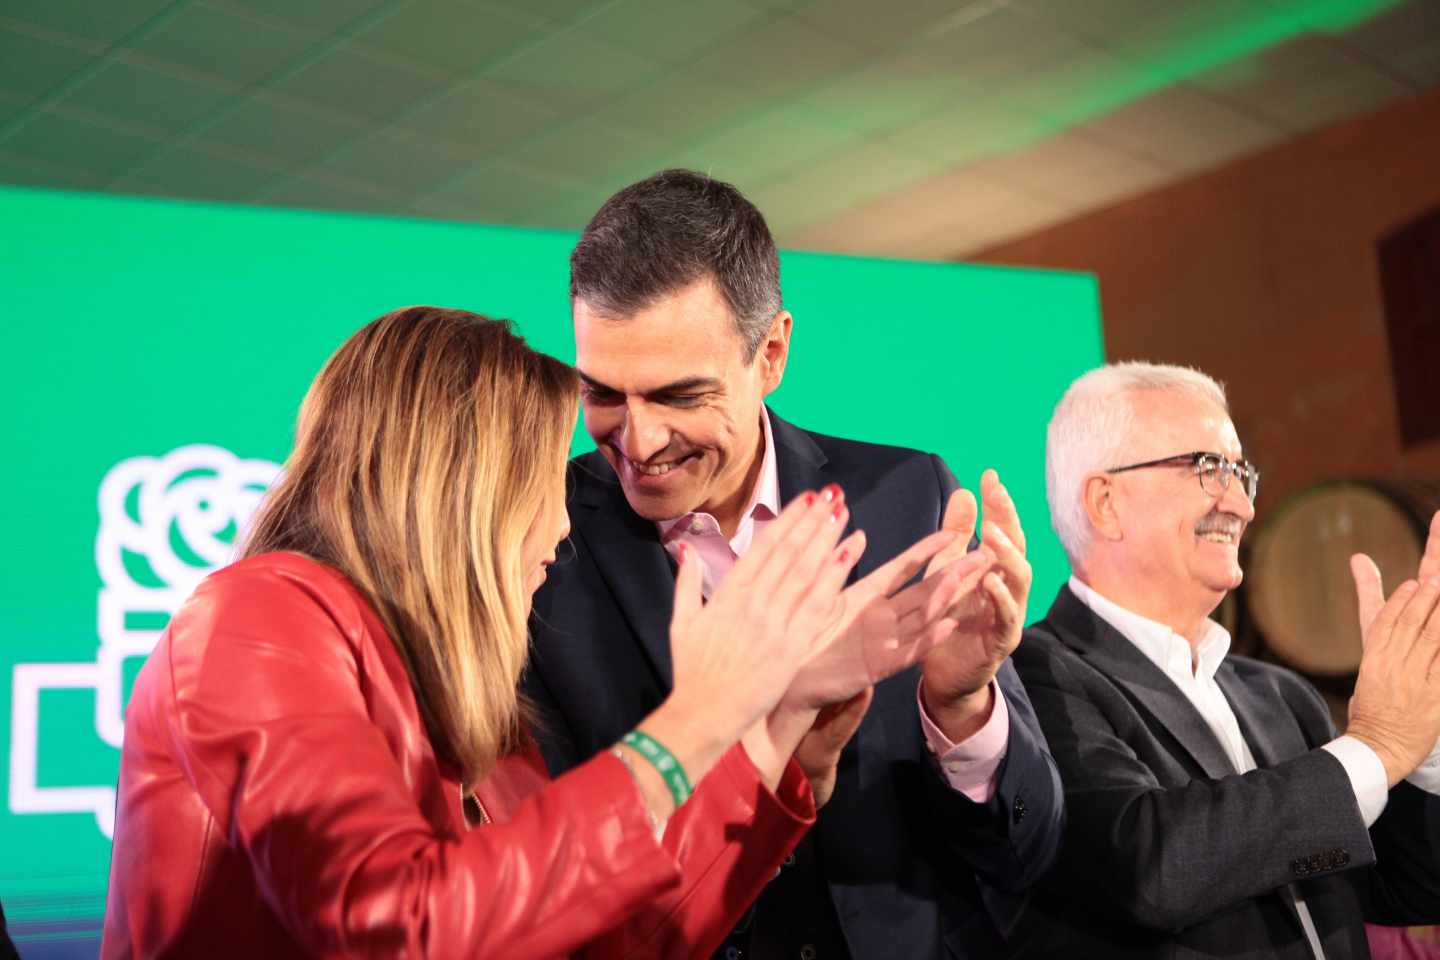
102, 553, 814, 958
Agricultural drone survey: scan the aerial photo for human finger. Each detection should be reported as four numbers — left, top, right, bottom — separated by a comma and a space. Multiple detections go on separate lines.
669, 542, 703, 632
789, 526, 867, 657
1420, 512, 1440, 583
981, 469, 1026, 554
1350, 554, 1385, 636
982, 520, 1033, 598
754, 492, 851, 643
855, 529, 960, 605
982, 569, 1023, 642
929, 488, 977, 575
726, 488, 828, 591
1386, 579, 1437, 663
892, 555, 983, 631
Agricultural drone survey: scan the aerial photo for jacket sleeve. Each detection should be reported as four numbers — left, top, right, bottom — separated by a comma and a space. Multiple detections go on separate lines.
583, 744, 817, 959
163, 564, 682, 959
923, 456, 1066, 895
1013, 631, 1377, 933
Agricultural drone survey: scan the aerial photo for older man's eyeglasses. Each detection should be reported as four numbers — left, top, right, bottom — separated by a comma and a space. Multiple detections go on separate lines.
1106, 451, 1260, 502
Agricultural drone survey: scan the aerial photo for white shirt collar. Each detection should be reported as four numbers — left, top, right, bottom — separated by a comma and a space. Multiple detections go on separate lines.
1067, 575, 1231, 682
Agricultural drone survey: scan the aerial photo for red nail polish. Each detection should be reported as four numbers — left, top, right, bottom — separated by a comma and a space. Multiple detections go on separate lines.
822, 483, 843, 502
803, 491, 817, 506
677, 542, 687, 562
837, 548, 850, 564
831, 503, 844, 522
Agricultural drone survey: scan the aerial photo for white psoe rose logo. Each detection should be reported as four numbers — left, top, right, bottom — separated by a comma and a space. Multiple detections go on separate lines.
9, 445, 280, 838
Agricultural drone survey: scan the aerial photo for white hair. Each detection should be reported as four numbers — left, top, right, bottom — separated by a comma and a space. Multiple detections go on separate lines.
1046, 361, 1229, 564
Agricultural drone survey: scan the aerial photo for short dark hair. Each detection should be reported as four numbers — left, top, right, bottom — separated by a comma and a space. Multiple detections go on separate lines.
570, 169, 782, 361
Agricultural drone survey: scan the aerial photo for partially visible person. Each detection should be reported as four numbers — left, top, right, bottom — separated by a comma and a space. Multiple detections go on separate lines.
101, 307, 971, 959
1011, 361, 1440, 959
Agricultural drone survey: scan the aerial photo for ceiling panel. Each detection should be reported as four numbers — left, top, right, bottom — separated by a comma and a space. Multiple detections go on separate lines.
786, 53, 976, 140
390, 76, 564, 153
0, 145, 108, 191
582, 0, 768, 65
583, 64, 768, 145
481, 32, 663, 113
791, 165, 1062, 257
409, 159, 585, 226
2, 109, 163, 182
686, 15, 873, 106
115, 140, 280, 200
668, 101, 872, 191
353, 0, 550, 76
1341, 0, 1440, 86
895, 3, 1090, 86
315, 129, 489, 198
254, 169, 395, 212
199, 93, 367, 166
0, 0, 176, 47
750, 139, 942, 239
0, 23, 102, 103
226, 0, 392, 35
126, 1, 319, 86
1193, 34, 1412, 132
48, 59, 236, 138
789, 0, 987, 53
963, 129, 1175, 212
270, 42, 453, 124
491, 115, 673, 188
0, 0, 1431, 262
879, 90, 1055, 177
1074, 84, 1289, 175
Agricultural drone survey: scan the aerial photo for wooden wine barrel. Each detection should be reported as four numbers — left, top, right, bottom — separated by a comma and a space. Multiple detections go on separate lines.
1246, 480, 1439, 677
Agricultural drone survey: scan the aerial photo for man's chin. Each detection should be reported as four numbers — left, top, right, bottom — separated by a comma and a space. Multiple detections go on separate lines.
618, 482, 695, 522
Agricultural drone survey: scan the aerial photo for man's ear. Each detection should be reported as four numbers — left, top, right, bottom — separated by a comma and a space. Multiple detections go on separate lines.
757, 311, 792, 395
1084, 473, 1124, 542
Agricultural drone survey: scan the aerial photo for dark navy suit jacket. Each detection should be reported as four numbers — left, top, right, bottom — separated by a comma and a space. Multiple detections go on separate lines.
525, 409, 1064, 959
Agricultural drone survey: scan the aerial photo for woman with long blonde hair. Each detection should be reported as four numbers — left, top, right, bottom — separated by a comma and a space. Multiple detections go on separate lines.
102, 306, 972, 958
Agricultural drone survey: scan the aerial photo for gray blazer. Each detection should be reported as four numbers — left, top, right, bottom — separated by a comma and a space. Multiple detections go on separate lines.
1008, 585, 1440, 959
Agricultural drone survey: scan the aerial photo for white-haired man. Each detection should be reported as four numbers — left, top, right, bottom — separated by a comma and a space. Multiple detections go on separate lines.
1009, 361, 1440, 959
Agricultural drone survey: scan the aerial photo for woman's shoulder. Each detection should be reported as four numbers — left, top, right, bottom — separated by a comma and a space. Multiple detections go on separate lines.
179, 552, 378, 648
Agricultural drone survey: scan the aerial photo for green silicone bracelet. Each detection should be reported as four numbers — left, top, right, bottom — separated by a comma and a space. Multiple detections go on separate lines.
621, 729, 693, 809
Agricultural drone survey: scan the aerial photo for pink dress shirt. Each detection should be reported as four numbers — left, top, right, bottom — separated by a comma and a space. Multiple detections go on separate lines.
657, 409, 1007, 802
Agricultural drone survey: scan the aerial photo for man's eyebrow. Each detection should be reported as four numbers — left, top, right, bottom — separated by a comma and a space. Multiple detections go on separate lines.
576, 371, 723, 396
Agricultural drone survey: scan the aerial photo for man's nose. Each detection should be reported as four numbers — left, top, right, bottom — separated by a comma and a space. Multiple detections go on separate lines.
1223, 471, 1256, 521
617, 401, 670, 463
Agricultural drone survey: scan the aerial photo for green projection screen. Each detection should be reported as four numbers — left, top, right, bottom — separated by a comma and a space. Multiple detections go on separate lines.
0, 185, 1102, 949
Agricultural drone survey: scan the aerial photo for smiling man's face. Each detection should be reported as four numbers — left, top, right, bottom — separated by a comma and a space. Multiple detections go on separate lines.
574, 276, 785, 529
1108, 389, 1256, 611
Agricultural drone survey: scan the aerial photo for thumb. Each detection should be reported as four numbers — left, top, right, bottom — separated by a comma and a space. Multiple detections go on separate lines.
1350, 553, 1384, 641
812, 686, 873, 751
670, 543, 703, 630
930, 488, 978, 576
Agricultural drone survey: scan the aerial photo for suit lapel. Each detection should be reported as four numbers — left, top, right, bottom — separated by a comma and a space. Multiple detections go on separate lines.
570, 454, 678, 688
1046, 586, 1237, 781
1214, 663, 1309, 768
769, 407, 829, 504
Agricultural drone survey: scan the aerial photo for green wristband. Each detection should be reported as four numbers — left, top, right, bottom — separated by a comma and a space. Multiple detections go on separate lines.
621, 729, 693, 809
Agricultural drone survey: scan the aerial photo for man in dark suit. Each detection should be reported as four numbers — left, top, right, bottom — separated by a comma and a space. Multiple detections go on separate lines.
525, 169, 1064, 959
1010, 361, 1440, 959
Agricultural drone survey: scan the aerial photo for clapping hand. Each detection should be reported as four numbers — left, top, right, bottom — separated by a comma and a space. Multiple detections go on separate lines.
781, 527, 989, 709
919, 469, 1032, 740
1346, 511, 1440, 786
